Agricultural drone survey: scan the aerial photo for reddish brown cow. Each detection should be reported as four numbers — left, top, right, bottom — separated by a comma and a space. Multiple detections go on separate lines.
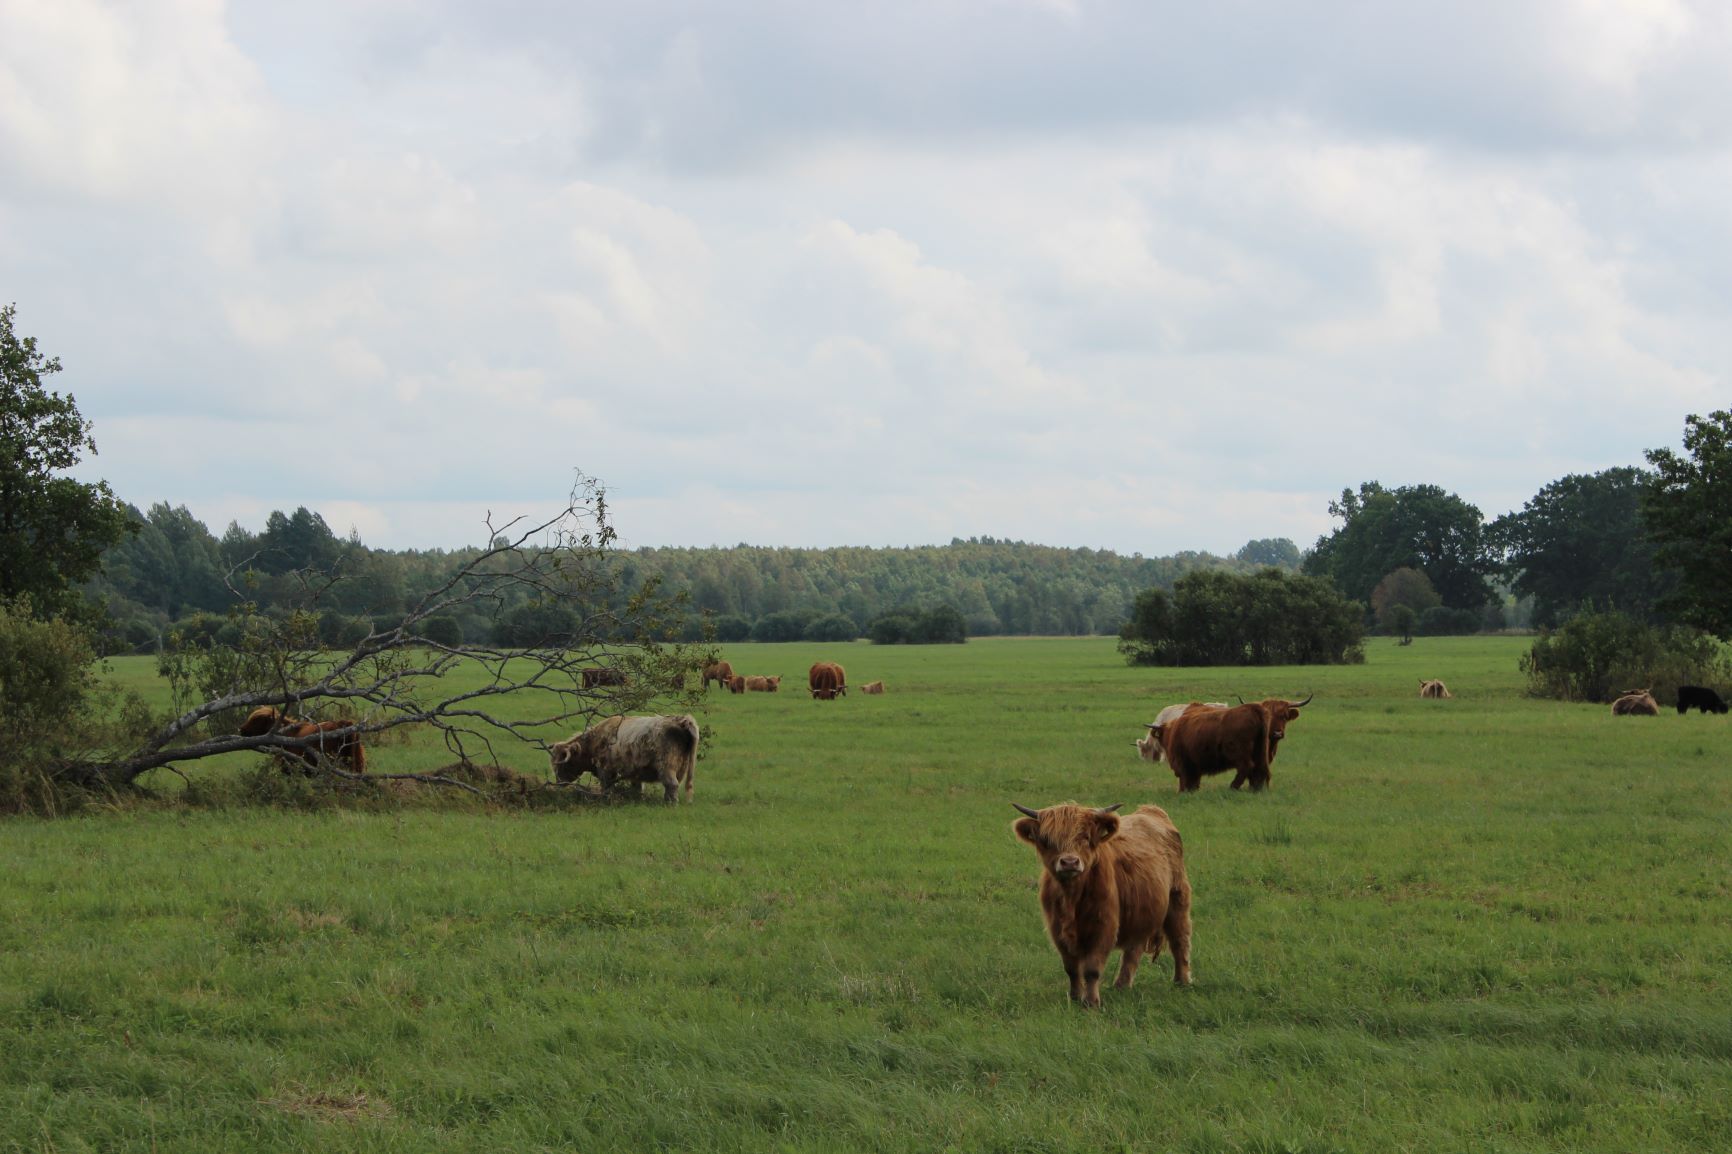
581, 667, 627, 689
702, 661, 735, 690
859, 680, 884, 695
1011, 802, 1192, 1008
237, 706, 366, 773
727, 675, 747, 694
745, 675, 782, 692
1150, 694, 1312, 791
809, 661, 847, 700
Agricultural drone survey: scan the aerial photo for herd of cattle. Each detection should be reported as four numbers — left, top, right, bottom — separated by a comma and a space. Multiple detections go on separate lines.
232, 657, 1727, 1010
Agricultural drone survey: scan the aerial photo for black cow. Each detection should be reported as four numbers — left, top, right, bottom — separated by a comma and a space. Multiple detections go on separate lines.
1676, 685, 1730, 715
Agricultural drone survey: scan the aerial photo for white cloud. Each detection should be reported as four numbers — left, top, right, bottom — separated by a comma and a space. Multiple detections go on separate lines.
5, 0, 1729, 556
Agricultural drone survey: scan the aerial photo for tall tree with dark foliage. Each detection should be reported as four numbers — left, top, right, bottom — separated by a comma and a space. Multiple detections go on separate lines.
0, 303, 133, 621
1644, 411, 1732, 638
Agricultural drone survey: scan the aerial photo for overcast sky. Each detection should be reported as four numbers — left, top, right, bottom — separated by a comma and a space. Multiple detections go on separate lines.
2, 1, 1724, 555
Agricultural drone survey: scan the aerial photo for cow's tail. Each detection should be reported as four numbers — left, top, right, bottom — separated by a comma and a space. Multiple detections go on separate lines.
668, 716, 700, 798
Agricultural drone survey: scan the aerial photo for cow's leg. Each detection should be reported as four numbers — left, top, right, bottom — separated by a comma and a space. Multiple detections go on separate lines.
1164, 885, 1193, 986
1061, 952, 1084, 1003
660, 772, 678, 804
1230, 771, 1247, 789
1079, 954, 1108, 1007
1114, 944, 1143, 990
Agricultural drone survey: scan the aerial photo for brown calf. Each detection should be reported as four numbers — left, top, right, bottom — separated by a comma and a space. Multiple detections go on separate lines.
1011, 802, 1192, 1008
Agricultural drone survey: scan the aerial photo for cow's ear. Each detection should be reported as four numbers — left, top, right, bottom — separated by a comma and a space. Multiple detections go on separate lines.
1092, 812, 1121, 843
1013, 817, 1041, 845
1284, 707, 1300, 720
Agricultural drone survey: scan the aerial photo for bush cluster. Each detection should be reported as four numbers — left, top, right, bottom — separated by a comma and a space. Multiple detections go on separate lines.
1519, 611, 1729, 704
1119, 569, 1365, 666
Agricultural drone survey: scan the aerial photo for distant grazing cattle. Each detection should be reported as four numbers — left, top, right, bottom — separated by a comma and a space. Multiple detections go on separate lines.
727, 675, 747, 694
745, 675, 782, 692
1676, 685, 1729, 715
581, 667, 627, 690
809, 661, 847, 700
1611, 690, 1660, 716
859, 680, 885, 695
1419, 679, 1452, 699
1011, 802, 1192, 1008
702, 661, 735, 690
237, 705, 366, 773
1135, 702, 1228, 762
549, 714, 700, 803
1150, 694, 1312, 791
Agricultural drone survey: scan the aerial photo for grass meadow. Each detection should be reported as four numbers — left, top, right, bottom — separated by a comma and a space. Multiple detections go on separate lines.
3, 635, 1731, 1152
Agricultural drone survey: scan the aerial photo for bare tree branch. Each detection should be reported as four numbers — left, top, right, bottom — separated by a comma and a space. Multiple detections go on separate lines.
57, 475, 713, 792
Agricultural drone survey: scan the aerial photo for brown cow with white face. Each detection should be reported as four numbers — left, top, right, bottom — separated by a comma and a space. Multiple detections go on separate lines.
1151, 694, 1312, 791
1011, 802, 1192, 1008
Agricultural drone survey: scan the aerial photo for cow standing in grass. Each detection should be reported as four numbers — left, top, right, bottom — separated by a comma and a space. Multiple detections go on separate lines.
702, 661, 735, 691
1011, 802, 1192, 1008
1676, 685, 1729, 715
809, 661, 847, 700
1151, 695, 1311, 791
549, 715, 700, 803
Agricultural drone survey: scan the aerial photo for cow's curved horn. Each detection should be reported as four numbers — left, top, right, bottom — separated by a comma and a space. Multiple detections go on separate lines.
1144, 721, 1159, 729
1098, 803, 1124, 815
1012, 803, 1041, 819
1288, 691, 1315, 707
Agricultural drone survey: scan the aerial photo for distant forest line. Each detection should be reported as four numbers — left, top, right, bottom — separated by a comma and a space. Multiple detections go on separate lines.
86, 500, 1310, 651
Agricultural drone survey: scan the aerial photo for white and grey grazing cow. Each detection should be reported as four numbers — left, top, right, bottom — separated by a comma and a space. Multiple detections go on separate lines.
1135, 702, 1229, 762
549, 714, 700, 803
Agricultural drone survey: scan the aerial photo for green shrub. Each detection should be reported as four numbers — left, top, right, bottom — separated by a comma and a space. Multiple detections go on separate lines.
1415, 605, 1482, 636
802, 613, 859, 642
0, 601, 100, 813
751, 609, 816, 643
1119, 568, 1364, 666
713, 614, 753, 642
866, 605, 966, 645
1520, 610, 1730, 703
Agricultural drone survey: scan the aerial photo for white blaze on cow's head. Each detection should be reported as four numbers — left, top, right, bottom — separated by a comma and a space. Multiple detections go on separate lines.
1012, 803, 1124, 881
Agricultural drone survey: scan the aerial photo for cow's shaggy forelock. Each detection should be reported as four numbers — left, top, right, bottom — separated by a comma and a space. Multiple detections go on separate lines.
1013, 805, 1121, 876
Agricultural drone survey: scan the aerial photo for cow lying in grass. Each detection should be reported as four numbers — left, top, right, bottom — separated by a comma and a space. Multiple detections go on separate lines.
549, 715, 700, 803
1419, 679, 1452, 699
1611, 690, 1659, 716
237, 706, 367, 773
1011, 802, 1192, 1008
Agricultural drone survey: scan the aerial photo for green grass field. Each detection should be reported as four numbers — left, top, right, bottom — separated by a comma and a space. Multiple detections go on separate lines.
4, 636, 1731, 1152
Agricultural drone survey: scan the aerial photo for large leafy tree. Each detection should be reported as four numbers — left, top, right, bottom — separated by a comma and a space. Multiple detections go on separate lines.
1490, 467, 1672, 628
1643, 411, 1732, 637
1303, 482, 1495, 610
0, 303, 133, 619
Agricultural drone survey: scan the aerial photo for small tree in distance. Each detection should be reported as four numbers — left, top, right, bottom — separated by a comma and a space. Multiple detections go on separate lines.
1370, 567, 1441, 633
